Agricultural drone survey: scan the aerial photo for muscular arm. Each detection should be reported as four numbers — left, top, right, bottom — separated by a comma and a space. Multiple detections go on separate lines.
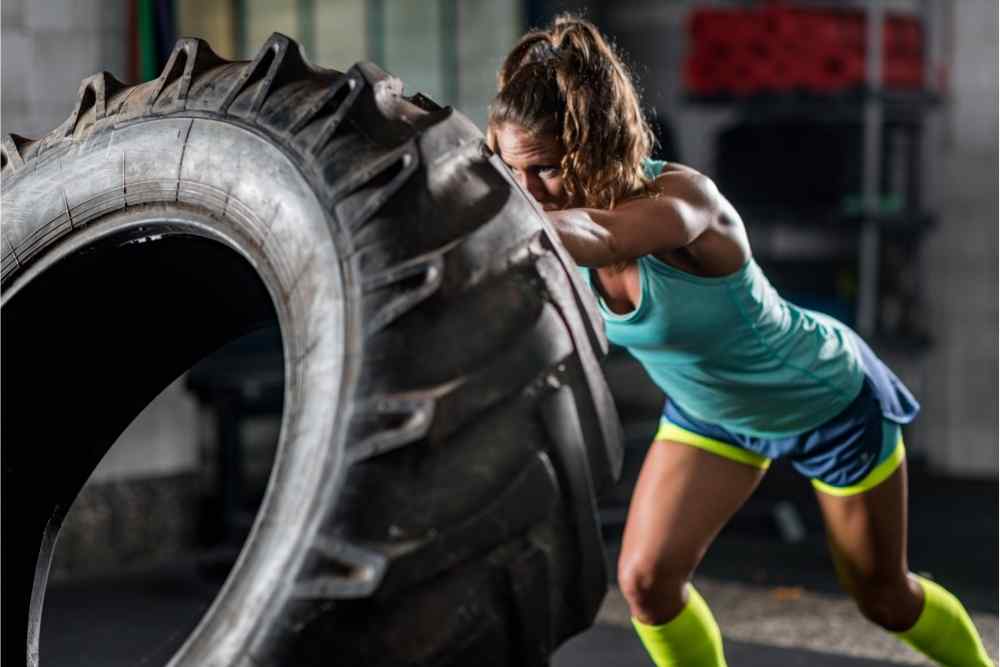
547, 172, 722, 268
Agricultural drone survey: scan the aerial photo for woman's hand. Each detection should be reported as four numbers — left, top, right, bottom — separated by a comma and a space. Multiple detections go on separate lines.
546, 172, 723, 268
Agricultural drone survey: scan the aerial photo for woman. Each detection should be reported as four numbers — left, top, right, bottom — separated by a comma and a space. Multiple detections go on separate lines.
487, 15, 992, 667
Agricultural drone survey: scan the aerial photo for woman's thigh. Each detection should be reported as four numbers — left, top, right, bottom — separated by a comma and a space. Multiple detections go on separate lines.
618, 439, 766, 619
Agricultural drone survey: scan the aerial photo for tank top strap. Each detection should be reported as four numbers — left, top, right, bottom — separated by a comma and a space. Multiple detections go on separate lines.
642, 158, 668, 180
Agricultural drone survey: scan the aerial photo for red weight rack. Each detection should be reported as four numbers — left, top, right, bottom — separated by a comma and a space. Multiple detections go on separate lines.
684, 3, 924, 96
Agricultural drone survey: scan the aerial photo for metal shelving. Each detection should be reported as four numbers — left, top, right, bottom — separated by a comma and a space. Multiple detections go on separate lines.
747, 211, 935, 265
685, 89, 941, 124
686, 0, 940, 346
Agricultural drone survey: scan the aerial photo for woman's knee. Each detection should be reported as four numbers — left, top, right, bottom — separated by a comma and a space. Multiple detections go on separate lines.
617, 553, 691, 622
849, 574, 922, 631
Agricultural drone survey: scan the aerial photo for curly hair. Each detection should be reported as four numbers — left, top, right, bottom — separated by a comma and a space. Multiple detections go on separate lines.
487, 14, 655, 210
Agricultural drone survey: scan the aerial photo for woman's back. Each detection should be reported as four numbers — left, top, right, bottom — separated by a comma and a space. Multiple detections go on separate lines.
584, 251, 866, 437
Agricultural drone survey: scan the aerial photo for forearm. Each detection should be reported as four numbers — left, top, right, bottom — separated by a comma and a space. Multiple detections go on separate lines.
546, 209, 620, 267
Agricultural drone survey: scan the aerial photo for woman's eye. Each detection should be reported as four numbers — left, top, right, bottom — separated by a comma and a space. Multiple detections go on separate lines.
538, 167, 560, 179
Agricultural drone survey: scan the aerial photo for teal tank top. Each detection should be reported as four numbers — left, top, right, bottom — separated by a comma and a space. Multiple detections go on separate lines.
580, 159, 865, 438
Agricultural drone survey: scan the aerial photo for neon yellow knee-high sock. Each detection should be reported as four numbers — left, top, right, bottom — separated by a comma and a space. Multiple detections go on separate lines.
896, 575, 994, 667
631, 584, 727, 667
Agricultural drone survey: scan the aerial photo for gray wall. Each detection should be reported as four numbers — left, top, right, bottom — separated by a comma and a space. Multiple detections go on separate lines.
2, 0, 128, 137
920, 0, 999, 477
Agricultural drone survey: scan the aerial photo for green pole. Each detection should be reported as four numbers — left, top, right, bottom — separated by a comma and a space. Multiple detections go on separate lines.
441, 0, 459, 107
367, 0, 385, 66
138, 0, 158, 81
233, 0, 247, 59
298, 0, 315, 59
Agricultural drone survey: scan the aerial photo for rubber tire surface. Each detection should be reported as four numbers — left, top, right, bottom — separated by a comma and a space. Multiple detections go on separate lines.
1, 34, 623, 667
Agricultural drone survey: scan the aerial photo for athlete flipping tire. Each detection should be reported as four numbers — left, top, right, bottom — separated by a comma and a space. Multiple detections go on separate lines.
1, 34, 623, 667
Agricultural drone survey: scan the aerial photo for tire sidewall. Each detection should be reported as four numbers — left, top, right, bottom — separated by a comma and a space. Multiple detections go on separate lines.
3, 116, 359, 667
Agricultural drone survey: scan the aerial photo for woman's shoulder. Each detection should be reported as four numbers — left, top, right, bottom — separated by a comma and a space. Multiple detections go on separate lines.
645, 163, 720, 208
640, 158, 701, 181
617, 163, 724, 233
657, 161, 703, 177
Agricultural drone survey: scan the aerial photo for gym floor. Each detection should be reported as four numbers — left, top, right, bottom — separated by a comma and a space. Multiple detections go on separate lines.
41, 431, 997, 667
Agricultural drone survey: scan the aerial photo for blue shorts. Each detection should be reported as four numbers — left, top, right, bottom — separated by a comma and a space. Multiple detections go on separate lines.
656, 340, 919, 496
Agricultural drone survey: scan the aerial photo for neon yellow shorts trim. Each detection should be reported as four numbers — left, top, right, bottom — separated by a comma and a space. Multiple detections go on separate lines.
811, 425, 906, 497
655, 419, 772, 470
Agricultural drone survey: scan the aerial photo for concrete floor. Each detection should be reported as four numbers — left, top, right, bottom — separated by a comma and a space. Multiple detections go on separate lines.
39, 422, 998, 666
41, 560, 997, 667
40, 475, 998, 667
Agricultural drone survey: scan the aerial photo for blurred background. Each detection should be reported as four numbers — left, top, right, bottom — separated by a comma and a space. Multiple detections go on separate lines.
2, 0, 997, 665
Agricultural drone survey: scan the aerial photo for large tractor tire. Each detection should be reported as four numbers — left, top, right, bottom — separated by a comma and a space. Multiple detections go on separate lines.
1, 35, 622, 666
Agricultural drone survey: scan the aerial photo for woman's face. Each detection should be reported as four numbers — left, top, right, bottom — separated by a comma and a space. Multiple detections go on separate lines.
492, 123, 569, 211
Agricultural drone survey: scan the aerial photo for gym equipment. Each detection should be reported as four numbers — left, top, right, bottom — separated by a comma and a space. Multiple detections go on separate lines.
685, 4, 924, 96
1, 34, 623, 667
